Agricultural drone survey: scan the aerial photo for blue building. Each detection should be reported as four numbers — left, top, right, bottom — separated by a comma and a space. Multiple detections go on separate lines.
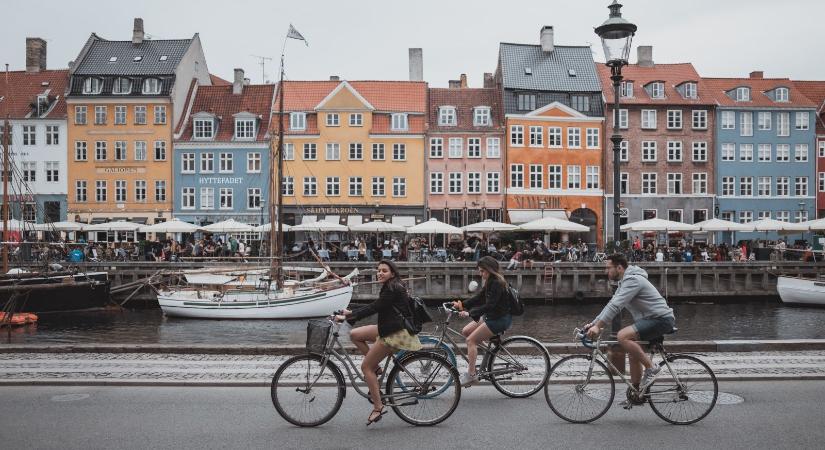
706, 73, 818, 241
173, 71, 275, 226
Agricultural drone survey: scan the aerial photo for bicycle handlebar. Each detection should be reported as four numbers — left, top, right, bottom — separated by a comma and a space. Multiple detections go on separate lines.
442, 302, 460, 313
574, 327, 598, 349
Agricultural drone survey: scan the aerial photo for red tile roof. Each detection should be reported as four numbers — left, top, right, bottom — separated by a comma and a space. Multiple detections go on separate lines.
702, 77, 817, 108
178, 84, 276, 142
596, 63, 714, 106
428, 88, 504, 132
210, 74, 232, 86
273, 80, 427, 113
0, 69, 69, 119
794, 81, 825, 135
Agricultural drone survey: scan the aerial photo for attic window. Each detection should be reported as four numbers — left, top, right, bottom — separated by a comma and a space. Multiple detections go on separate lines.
159, 55, 168, 61
40, 81, 49, 86
524, 67, 532, 75
108, 57, 117, 63
133, 56, 143, 62
568, 69, 577, 77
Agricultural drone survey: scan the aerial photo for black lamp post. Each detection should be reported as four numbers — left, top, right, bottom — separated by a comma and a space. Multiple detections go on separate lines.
595, 0, 637, 248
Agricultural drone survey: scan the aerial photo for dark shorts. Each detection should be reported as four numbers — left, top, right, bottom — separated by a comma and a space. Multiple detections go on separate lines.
634, 316, 675, 342
484, 314, 513, 335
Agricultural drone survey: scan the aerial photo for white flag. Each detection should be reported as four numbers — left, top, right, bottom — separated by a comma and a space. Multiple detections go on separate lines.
287, 24, 308, 46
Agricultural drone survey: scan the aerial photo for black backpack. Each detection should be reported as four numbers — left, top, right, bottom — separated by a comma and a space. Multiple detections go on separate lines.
507, 284, 525, 316
395, 295, 432, 334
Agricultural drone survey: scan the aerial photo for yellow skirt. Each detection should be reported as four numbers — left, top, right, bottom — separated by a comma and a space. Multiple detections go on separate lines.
379, 329, 422, 352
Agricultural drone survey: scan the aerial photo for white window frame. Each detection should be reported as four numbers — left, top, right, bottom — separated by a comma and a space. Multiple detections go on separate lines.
758, 144, 772, 162
548, 127, 562, 147
429, 138, 443, 158
692, 142, 708, 162
666, 110, 683, 129
740, 176, 753, 197
391, 113, 408, 131
619, 141, 629, 162
776, 144, 790, 162
740, 112, 753, 136
486, 172, 500, 193
325, 143, 340, 161
467, 138, 481, 158
326, 177, 340, 197
83, 77, 102, 95
692, 110, 707, 130
529, 126, 543, 147
757, 176, 772, 197
684, 82, 697, 99
548, 165, 562, 189
142, 78, 161, 95
776, 87, 789, 102
641, 110, 657, 129
467, 172, 481, 194
667, 141, 683, 162
692, 173, 708, 194
234, 119, 255, 139
348, 176, 362, 197
247, 152, 261, 173
349, 113, 363, 126
739, 144, 754, 162
449, 172, 463, 194
372, 176, 385, 196
567, 165, 581, 189
247, 188, 262, 210
473, 107, 491, 126
74, 106, 87, 125
736, 87, 751, 102
641, 173, 657, 195
113, 77, 131, 95
218, 187, 232, 209
200, 153, 214, 173
114, 105, 127, 125
372, 143, 385, 160
486, 137, 501, 158
219, 152, 233, 173
303, 176, 317, 196
777, 177, 790, 196
586, 166, 599, 189
796, 112, 810, 131
303, 143, 317, 160
795, 177, 809, 196
586, 128, 600, 149
154, 105, 167, 125
438, 107, 457, 126
181, 187, 196, 210
193, 119, 214, 139
181, 153, 195, 173
721, 111, 735, 130
392, 177, 406, 197
528, 164, 543, 189
721, 177, 735, 196
567, 127, 581, 149
667, 173, 683, 195
114, 180, 128, 203
777, 112, 790, 136
392, 143, 406, 161
796, 144, 809, 162
510, 125, 524, 146
326, 113, 340, 127
283, 143, 294, 161
651, 82, 664, 99
200, 187, 214, 209
510, 164, 524, 188
134, 105, 146, 125
758, 112, 772, 130
642, 141, 657, 162
448, 138, 463, 158
430, 172, 444, 194
289, 112, 306, 130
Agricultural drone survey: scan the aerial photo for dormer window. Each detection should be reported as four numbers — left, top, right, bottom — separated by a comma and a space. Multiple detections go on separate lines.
684, 82, 697, 99
159, 55, 168, 62
775, 87, 789, 102
108, 57, 117, 63
650, 82, 665, 99
736, 87, 751, 101
621, 81, 634, 98
438, 107, 456, 126
112, 77, 131, 95
391, 113, 408, 131
235, 119, 255, 139
473, 107, 491, 126
35, 94, 50, 117
289, 112, 306, 130
142, 78, 161, 95
82, 77, 103, 95
193, 118, 214, 139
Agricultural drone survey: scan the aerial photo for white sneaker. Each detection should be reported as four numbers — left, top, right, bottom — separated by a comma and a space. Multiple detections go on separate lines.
459, 371, 477, 387
640, 366, 661, 389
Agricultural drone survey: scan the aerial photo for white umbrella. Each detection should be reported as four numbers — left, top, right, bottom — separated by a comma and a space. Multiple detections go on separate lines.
291, 220, 349, 232
83, 220, 143, 232
201, 218, 255, 233
693, 218, 753, 232
406, 218, 462, 234
800, 217, 825, 231
518, 216, 590, 232
349, 221, 407, 232
748, 218, 807, 232
462, 219, 518, 232
620, 218, 699, 232
139, 218, 201, 233
32, 221, 86, 232
254, 223, 292, 232
0, 219, 32, 231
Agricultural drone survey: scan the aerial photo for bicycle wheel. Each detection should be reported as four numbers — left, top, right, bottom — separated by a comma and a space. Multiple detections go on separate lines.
487, 336, 551, 398
647, 355, 718, 425
271, 353, 346, 427
544, 355, 614, 424
385, 352, 461, 426
393, 335, 457, 399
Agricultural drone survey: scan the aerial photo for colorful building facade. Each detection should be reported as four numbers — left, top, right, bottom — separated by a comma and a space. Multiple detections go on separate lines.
793, 81, 825, 218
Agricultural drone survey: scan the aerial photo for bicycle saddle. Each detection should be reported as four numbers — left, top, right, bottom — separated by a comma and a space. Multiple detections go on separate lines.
647, 327, 677, 347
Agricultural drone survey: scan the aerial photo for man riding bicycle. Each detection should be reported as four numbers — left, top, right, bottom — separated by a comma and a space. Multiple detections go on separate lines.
585, 253, 675, 395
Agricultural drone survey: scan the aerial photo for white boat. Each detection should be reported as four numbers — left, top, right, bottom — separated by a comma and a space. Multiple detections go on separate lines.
180, 266, 327, 288
777, 276, 825, 306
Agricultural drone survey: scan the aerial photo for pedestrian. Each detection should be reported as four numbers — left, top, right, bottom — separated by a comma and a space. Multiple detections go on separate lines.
507, 247, 523, 269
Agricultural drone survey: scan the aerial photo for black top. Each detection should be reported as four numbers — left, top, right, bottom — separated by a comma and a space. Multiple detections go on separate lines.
349, 283, 412, 337
463, 278, 510, 321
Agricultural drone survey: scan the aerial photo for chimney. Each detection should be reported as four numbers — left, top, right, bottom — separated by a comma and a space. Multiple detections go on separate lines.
448, 80, 461, 89
637, 46, 654, 67
25, 37, 47, 73
243, 78, 251, 86
409, 48, 423, 82
749, 71, 764, 79
233, 68, 244, 95
329, 75, 340, 81
132, 18, 144, 45
540, 26, 554, 53
459, 74, 468, 88
483, 73, 495, 89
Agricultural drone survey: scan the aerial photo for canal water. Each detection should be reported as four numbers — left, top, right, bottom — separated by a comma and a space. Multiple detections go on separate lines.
3, 300, 824, 345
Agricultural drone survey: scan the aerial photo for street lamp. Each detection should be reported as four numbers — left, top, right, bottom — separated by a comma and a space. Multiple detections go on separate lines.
595, 0, 637, 248
539, 200, 546, 219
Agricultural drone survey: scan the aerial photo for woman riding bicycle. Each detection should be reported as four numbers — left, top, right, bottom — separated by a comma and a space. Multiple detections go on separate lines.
452, 256, 512, 387
335, 259, 421, 425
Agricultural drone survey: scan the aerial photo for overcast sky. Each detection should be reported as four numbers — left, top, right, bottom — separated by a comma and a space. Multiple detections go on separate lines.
2, 0, 822, 88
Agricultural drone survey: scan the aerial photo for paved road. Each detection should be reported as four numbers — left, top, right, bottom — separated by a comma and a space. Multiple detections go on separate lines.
0, 381, 823, 449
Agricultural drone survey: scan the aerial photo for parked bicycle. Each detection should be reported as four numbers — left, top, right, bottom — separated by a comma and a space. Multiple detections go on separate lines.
271, 314, 461, 427
544, 327, 718, 425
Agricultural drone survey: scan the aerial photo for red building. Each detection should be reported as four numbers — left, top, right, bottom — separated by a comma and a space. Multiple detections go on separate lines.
794, 81, 825, 218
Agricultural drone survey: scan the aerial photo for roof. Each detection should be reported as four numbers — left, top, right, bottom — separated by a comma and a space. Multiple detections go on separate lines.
72, 34, 193, 76
428, 88, 504, 132
596, 63, 715, 106
498, 43, 601, 92
793, 80, 825, 113
273, 80, 427, 112
177, 84, 276, 142
0, 69, 69, 119
210, 74, 232, 86
702, 77, 817, 109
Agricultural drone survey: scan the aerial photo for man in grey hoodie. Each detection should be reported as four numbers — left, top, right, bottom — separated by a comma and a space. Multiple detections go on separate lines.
586, 253, 676, 391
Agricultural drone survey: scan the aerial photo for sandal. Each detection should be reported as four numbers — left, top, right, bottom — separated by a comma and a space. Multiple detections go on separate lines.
366, 407, 387, 426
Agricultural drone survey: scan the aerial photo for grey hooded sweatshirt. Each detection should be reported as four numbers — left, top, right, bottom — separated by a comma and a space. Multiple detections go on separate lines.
594, 265, 674, 324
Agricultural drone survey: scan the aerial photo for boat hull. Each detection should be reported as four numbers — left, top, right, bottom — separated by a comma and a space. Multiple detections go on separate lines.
777, 276, 825, 306
0, 272, 111, 313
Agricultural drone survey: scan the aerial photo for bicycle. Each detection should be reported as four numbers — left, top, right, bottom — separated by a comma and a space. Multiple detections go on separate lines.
591, 252, 606, 263
271, 314, 461, 427
411, 302, 551, 398
544, 327, 718, 425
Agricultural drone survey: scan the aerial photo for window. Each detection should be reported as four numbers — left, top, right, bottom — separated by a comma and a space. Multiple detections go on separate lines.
619, 172, 629, 194
740, 144, 753, 161
95, 141, 107, 160
218, 187, 231, 209
83, 77, 102, 94
776, 144, 790, 162
142, 78, 161, 94
112, 77, 131, 94
181, 153, 195, 173
22, 161, 35, 182
303, 143, 317, 160
529, 165, 543, 189
114, 141, 127, 161
154, 180, 167, 202
135, 180, 147, 202
529, 126, 543, 147
75, 106, 87, 125
474, 107, 491, 126
200, 153, 213, 172
154, 106, 167, 125
758, 144, 771, 162
621, 81, 634, 97
486, 172, 500, 193
290, 112, 306, 130
442, 137, 461, 158
684, 82, 697, 99
326, 113, 339, 127
392, 177, 406, 197
517, 94, 536, 111
642, 173, 657, 194
468, 138, 481, 158
134, 106, 146, 125
45, 161, 59, 182
586, 128, 600, 149
692, 110, 707, 129
777, 177, 790, 196
193, 119, 214, 139
758, 210, 771, 221
22, 125, 36, 145
467, 172, 481, 193
283, 143, 294, 160
758, 176, 772, 196
795, 210, 809, 223
740, 177, 753, 196
348, 177, 362, 196
154, 141, 167, 161
247, 152, 261, 173
510, 125, 524, 146
776, 210, 790, 222
736, 87, 751, 101
430, 172, 444, 194
650, 82, 664, 98
777, 112, 790, 136
692, 142, 708, 162
486, 138, 501, 158
586, 166, 599, 189
819, 141, 825, 158
449, 172, 463, 193
235, 119, 255, 139
615, 109, 629, 129
134, 141, 147, 161
667, 110, 682, 129
372, 177, 385, 196
721, 177, 735, 195
349, 113, 363, 126
438, 107, 456, 126
740, 112, 753, 136
372, 143, 385, 160
567, 128, 581, 148
281, 177, 294, 196
758, 112, 772, 130
393, 143, 406, 161
180, 187, 195, 209
95, 180, 107, 202
721, 111, 735, 129
721, 143, 735, 161
114, 106, 126, 125
571, 95, 590, 112
94, 106, 106, 125
820, 173, 825, 193
303, 177, 317, 196
720, 211, 734, 222
641, 110, 657, 129
219, 153, 233, 172
548, 127, 562, 147
326, 177, 340, 196
548, 165, 562, 189
776, 87, 789, 102
668, 209, 683, 223
796, 112, 810, 130
667, 173, 682, 194
199, 187, 214, 209
510, 164, 524, 188
115, 180, 127, 202
75, 180, 87, 202
795, 144, 809, 162
667, 141, 683, 162
429, 138, 443, 158
739, 211, 753, 224
325, 143, 340, 161
692, 173, 707, 194
795, 177, 809, 196
567, 165, 581, 189
642, 141, 657, 161
391, 113, 408, 131
619, 141, 629, 162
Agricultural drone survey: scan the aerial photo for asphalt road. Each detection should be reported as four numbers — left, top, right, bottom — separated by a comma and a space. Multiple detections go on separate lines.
0, 381, 823, 450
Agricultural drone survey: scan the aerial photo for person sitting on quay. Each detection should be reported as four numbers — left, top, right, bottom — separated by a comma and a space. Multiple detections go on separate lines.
507, 246, 523, 270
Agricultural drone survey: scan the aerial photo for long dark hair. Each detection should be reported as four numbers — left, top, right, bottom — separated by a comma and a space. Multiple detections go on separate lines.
378, 259, 406, 292
477, 256, 506, 289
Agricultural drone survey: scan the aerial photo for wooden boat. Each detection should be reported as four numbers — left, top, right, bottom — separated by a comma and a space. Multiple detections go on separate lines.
777, 276, 825, 306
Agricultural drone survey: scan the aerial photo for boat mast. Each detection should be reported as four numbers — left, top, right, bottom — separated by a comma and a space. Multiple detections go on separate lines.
271, 54, 286, 290
2, 64, 9, 274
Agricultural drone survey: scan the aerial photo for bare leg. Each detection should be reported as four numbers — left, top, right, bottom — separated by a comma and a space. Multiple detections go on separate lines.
617, 325, 652, 385
361, 340, 394, 413
461, 319, 481, 338
350, 325, 378, 356
466, 321, 495, 376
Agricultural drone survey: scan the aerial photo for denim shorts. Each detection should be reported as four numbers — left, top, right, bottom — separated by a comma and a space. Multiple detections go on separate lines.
484, 314, 513, 335
634, 316, 675, 342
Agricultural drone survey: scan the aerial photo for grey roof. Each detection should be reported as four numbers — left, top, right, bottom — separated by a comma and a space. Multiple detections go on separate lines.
72, 36, 192, 76
499, 43, 602, 93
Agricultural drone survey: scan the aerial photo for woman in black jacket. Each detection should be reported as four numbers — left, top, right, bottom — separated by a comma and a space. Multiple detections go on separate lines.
452, 256, 512, 386
336, 259, 421, 425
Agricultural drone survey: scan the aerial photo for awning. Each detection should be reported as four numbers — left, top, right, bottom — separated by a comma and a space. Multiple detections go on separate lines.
324, 215, 340, 225
347, 215, 363, 226
130, 217, 149, 224
392, 215, 416, 227
301, 215, 318, 224
508, 209, 567, 225
90, 218, 107, 224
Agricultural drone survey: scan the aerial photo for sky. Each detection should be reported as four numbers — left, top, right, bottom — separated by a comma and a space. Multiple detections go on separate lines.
1, 0, 822, 88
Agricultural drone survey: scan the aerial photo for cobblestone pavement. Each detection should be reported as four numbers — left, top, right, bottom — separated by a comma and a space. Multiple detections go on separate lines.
1, 350, 824, 385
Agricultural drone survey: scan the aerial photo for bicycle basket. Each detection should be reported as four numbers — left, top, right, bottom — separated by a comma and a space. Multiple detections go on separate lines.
306, 319, 332, 353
